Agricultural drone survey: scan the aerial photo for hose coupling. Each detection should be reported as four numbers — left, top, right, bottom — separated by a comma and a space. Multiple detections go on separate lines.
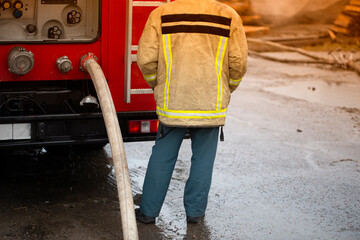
80, 53, 98, 72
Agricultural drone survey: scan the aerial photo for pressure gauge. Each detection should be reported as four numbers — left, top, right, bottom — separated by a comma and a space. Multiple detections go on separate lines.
2, 0, 12, 9
13, 1, 23, 9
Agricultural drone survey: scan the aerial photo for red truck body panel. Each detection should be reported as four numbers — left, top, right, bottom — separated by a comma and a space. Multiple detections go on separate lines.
0, 0, 170, 147
0, 0, 162, 112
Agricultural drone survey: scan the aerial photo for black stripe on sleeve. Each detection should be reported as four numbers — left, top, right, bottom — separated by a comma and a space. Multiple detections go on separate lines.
162, 25, 230, 37
161, 14, 231, 26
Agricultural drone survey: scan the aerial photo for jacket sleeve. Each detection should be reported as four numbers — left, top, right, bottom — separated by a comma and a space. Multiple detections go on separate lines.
227, 13, 248, 93
137, 11, 160, 89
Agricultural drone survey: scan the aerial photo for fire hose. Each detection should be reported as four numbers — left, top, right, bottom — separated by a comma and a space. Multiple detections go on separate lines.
80, 53, 138, 240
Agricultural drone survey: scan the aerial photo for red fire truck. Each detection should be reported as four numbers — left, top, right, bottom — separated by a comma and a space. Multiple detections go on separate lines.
0, 0, 169, 149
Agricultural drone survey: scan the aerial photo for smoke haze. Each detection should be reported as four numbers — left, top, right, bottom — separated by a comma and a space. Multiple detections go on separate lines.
251, 0, 343, 17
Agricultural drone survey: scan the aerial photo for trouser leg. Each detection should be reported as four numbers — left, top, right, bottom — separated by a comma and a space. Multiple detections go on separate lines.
140, 124, 187, 217
184, 127, 219, 217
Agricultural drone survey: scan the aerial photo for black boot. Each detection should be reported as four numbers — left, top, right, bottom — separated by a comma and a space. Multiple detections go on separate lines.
186, 215, 204, 224
135, 208, 156, 224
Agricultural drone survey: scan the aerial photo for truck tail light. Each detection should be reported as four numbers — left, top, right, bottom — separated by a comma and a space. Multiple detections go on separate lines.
128, 120, 158, 134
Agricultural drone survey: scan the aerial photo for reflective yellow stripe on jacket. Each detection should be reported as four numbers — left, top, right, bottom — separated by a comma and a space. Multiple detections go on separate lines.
216, 36, 228, 111
156, 106, 227, 119
229, 78, 242, 86
162, 33, 229, 117
162, 34, 172, 110
144, 73, 157, 82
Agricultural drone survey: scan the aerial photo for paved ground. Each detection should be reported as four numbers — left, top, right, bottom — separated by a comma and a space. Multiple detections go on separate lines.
1, 54, 359, 240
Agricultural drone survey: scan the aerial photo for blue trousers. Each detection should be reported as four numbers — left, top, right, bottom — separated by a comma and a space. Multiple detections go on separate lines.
140, 124, 219, 218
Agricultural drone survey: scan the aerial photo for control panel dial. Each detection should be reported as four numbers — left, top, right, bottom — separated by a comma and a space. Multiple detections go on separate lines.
0, 0, 100, 42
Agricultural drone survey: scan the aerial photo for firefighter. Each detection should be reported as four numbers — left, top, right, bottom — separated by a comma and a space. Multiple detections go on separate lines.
136, 0, 247, 224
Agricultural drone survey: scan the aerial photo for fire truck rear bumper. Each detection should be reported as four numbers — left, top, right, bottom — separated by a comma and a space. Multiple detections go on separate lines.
0, 111, 158, 149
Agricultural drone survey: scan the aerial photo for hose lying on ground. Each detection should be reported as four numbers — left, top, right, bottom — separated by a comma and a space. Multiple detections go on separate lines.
81, 53, 139, 240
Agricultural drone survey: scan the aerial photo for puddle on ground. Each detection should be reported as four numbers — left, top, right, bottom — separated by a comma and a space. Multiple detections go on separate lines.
0, 147, 115, 204
265, 81, 360, 108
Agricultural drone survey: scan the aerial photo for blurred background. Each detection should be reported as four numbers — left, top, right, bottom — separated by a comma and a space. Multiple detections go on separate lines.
219, 0, 359, 51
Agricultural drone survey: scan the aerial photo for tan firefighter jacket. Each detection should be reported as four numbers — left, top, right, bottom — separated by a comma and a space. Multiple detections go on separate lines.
137, 0, 248, 127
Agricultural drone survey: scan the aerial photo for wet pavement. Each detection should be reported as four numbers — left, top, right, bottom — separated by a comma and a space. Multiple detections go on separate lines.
1, 55, 360, 240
